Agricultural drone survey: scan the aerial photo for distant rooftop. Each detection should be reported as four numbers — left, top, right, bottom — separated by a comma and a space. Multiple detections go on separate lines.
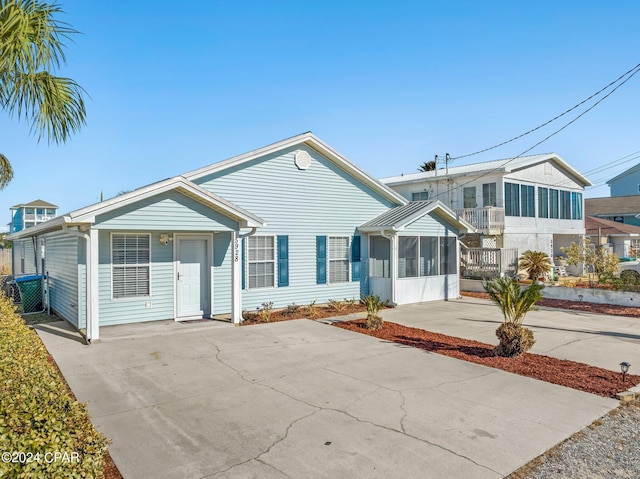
380, 153, 592, 187
11, 199, 58, 209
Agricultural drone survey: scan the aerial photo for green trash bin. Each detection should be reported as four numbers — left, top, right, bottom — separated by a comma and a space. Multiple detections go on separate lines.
15, 275, 44, 313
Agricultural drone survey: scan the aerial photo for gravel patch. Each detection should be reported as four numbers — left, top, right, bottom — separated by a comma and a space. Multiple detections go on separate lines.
509, 400, 640, 479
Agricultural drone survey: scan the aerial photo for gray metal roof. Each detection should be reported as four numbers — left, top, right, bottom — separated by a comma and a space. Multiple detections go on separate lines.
380, 153, 592, 187
360, 201, 435, 229
359, 200, 474, 232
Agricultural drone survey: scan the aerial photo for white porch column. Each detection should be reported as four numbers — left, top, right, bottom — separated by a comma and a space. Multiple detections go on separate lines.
389, 233, 398, 306
231, 231, 242, 324
87, 228, 100, 342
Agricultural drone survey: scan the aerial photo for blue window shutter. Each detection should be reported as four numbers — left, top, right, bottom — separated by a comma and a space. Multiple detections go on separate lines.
316, 236, 326, 284
241, 238, 246, 290
277, 235, 289, 287
352, 236, 361, 282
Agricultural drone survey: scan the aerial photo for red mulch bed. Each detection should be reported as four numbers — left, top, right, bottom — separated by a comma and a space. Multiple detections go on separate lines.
334, 319, 640, 398
241, 302, 367, 325
461, 291, 640, 318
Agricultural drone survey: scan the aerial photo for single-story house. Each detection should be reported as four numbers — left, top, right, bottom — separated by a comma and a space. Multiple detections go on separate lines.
7, 133, 472, 341
585, 215, 640, 258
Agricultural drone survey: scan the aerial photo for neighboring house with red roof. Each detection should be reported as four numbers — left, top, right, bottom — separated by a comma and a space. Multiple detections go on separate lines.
585, 215, 640, 258
585, 195, 640, 228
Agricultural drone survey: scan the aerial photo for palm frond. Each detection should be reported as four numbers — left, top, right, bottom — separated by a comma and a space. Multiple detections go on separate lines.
0, 152, 14, 190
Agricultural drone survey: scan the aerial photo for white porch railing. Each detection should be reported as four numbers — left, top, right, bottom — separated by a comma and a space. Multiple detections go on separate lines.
454, 207, 504, 234
461, 247, 518, 279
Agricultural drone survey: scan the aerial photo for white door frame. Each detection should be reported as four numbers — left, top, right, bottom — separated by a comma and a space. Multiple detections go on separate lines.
174, 233, 214, 320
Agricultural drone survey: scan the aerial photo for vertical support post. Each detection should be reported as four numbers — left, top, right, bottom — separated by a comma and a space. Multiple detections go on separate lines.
231, 231, 242, 324
389, 233, 398, 306
87, 228, 100, 341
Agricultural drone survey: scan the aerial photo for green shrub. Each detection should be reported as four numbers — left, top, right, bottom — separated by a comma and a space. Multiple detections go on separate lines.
306, 300, 318, 318
518, 250, 552, 281
494, 322, 536, 357
282, 303, 300, 317
328, 299, 348, 313
362, 293, 384, 330
0, 293, 108, 478
484, 277, 542, 357
257, 302, 274, 322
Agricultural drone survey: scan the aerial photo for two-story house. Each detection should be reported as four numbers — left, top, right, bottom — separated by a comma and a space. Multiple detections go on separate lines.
584, 163, 640, 228
380, 154, 591, 277
9, 200, 58, 233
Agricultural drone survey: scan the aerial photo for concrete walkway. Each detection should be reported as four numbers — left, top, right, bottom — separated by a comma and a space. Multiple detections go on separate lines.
380, 296, 640, 372
37, 318, 616, 479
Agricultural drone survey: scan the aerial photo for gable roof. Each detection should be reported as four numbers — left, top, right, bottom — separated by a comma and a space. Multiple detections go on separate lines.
11, 199, 58, 209
585, 215, 640, 236
184, 132, 408, 206
607, 162, 640, 185
380, 153, 592, 187
359, 200, 475, 233
585, 196, 640, 216
7, 177, 266, 240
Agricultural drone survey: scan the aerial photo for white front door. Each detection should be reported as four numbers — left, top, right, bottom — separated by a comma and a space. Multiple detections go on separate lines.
176, 236, 211, 320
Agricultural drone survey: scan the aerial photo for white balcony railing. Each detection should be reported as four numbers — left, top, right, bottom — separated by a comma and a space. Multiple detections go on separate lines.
454, 207, 504, 234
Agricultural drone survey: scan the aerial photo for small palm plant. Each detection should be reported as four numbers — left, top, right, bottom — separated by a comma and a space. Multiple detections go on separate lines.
362, 293, 384, 330
483, 277, 543, 357
518, 250, 553, 282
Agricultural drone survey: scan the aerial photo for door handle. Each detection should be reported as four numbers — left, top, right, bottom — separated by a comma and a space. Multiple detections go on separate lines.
177, 272, 180, 280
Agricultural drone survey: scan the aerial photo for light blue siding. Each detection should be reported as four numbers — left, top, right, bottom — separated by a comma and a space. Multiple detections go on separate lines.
213, 232, 232, 314
44, 233, 81, 326
97, 231, 175, 326
610, 170, 640, 197
95, 191, 238, 231
194, 145, 397, 311
13, 239, 37, 275
399, 212, 459, 237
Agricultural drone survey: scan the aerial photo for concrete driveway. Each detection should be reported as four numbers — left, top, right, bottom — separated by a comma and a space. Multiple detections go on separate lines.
37, 318, 616, 479
381, 296, 640, 372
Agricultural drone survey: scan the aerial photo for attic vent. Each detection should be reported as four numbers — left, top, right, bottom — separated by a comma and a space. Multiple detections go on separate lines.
544, 163, 552, 175
294, 150, 311, 170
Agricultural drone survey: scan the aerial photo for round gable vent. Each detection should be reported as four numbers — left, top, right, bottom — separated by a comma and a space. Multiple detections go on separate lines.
294, 150, 311, 170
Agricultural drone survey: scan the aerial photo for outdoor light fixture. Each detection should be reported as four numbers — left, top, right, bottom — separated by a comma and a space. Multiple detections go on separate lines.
159, 234, 173, 245
620, 362, 631, 383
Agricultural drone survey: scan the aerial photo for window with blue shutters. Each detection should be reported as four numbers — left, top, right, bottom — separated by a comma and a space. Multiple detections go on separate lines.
277, 236, 289, 287
316, 236, 326, 284
351, 236, 361, 282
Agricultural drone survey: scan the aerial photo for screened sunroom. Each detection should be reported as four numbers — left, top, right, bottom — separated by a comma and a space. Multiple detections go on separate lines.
360, 201, 473, 305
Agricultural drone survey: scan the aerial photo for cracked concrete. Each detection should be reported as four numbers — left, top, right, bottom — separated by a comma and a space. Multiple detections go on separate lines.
381, 296, 640, 372
37, 317, 617, 479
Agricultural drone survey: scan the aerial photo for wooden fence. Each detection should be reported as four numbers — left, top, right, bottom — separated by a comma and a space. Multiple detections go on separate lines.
0, 249, 11, 275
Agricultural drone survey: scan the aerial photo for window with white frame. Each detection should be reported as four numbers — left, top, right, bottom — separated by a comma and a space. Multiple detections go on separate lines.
482, 183, 497, 207
398, 237, 418, 278
328, 236, 350, 283
412, 191, 429, 201
629, 239, 640, 258
247, 236, 275, 288
112, 234, 150, 298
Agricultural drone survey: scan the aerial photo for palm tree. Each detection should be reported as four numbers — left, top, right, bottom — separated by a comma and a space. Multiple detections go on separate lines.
0, 0, 86, 189
417, 160, 436, 172
518, 250, 553, 281
483, 276, 543, 357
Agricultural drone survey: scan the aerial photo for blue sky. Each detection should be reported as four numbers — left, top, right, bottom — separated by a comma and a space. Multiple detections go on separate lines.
1, 0, 639, 229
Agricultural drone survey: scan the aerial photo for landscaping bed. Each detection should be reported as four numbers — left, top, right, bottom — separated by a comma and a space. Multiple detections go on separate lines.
0, 295, 111, 478
334, 319, 640, 398
461, 291, 640, 318
241, 300, 367, 325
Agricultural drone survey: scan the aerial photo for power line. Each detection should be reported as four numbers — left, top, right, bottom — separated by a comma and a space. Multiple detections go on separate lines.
428, 65, 640, 203
451, 62, 640, 161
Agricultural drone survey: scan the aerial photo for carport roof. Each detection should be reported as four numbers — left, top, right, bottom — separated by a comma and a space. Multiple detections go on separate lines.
359, 200, 475, 233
